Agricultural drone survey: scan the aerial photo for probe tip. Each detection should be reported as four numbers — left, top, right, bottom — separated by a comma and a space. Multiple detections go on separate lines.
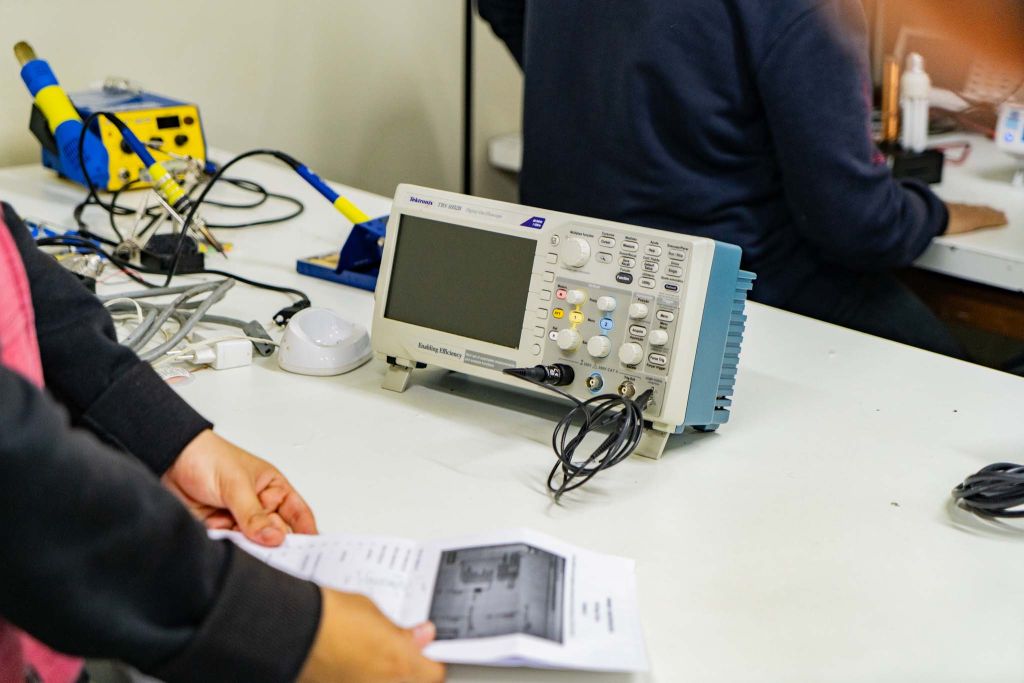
13, 41, 36, 66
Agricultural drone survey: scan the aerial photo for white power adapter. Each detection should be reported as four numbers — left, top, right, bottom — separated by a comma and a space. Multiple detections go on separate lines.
191, 339, 253, 370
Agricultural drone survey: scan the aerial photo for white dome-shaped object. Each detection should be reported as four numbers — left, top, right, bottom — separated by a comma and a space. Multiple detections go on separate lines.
278, 308, 372, 376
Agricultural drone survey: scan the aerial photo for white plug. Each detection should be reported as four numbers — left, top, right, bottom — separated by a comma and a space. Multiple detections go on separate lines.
210, 339, 253, 370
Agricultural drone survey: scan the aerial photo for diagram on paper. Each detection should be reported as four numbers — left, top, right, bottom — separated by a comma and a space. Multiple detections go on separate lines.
428, 543, 565, 643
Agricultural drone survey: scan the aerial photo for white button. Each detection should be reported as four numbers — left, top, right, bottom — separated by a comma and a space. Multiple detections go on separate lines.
539, 290, 552, 301
639, 277, 655, 289
560, 238, 592, 268
618, 342, 644, 366
532, 344, 543, 356
669, 249, 687, 260
596, 252, 613, 264
537, 308, 549, 319
643, 261, 659, 273
533, 326, 545, 338
621, 241, 639, 253
649, 330, 669, 347
587, 335, 612, 358
645, 245, 663, 256
545, 253, 558, 264
628, 302, 649, 319
629, 325, 647, 337
550, 235, 561, 246
656, 310, 675, 322
648, 353, 668, 367
556, 328, 582, 351
599, 236, 616, 248
619, 256, 636, 268
666, 266, 684, 278
596, 296, 617, 312
566, 289, 587, 305
543, 271, 555, 282
548, 330, 559, 341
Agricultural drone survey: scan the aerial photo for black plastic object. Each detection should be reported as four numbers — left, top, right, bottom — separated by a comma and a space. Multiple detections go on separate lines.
141, 233, 205, 274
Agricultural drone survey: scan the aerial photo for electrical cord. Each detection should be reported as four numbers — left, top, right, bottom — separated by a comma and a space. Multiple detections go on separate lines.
72, 113, 311, 322
38, 233, 311, 323
952, 463, 1024, 519
503, 364, 654, 501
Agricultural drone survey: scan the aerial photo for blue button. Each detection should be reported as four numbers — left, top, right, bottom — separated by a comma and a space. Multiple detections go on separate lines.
1006, 132, 1016, 143
664, 283, 679, 292
600, 317, 614, 331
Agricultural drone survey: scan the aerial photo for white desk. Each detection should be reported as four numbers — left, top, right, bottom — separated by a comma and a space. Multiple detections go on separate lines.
3, 158, 1024, 682
489, 132, 1024, 293
918, 134, 1024, 292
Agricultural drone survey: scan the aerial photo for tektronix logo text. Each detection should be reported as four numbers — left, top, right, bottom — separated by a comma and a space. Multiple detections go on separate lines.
409, 196, 434, 206
417, 342, 462, 360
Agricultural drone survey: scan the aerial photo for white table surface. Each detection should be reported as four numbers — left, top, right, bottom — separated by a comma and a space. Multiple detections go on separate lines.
489, 132, 1024, 294
3, 157, 1024, 682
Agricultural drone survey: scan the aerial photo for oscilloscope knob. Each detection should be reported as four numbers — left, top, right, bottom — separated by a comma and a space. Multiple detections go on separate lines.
628, 302, 649, 320
649, 330, 669, 347
618, 342, 644, 366
587, 335, 612, 358
561, 237, 592, 268
556, 328, 582, 352
565, 289, 587, 305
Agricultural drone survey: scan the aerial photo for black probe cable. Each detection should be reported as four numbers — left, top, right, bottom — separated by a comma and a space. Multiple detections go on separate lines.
952, 463, 1024, 519
503, 365, 653, 501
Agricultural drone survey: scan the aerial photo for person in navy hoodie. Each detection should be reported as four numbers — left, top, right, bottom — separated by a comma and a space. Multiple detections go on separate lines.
478, 0, 1007, 357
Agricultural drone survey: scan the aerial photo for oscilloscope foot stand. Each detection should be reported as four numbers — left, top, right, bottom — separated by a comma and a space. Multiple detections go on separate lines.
636, 427, 671, 460
382, 358, 426, 393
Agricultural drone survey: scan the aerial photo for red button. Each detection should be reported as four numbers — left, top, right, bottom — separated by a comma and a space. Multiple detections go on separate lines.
555, 289, 568, 300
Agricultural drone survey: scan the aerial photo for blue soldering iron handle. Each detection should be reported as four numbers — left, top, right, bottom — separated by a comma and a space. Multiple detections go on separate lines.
20, 58, 109, 188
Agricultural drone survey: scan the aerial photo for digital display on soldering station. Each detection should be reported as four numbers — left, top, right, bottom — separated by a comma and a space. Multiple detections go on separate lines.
156, 115, 181, 130
385, 215, 536, 348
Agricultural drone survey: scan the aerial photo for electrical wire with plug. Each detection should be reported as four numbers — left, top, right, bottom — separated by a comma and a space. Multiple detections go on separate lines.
952, 463, 1024, 519
503, 364, 654, 501
70, 113, 313, 324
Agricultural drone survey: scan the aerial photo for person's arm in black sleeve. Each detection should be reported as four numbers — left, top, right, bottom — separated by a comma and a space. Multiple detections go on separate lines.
755, 0, 948, 270
0, 366, 321, 681
478, 0, 526, 67
2, 202, 208, 475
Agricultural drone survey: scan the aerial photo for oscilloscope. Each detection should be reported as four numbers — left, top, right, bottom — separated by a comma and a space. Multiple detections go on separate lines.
371, 185, 755, 459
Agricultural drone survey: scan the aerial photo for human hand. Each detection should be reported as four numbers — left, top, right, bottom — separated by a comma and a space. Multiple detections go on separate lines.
162, 429, 317, 546
299, 590, 445, 683
944, 202, 1009, 235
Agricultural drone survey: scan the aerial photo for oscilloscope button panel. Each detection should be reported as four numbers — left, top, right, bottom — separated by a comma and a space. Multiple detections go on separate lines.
538, 226, 691, 417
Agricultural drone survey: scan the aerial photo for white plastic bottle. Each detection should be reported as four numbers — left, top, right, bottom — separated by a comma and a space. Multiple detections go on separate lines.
900, 53, 931, 153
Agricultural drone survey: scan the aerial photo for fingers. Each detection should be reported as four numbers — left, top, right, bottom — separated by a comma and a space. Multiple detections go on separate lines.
221, 472, 286, 546
257, 477, 319, 535
404, 622, 445, 682
409, 622, 435, 650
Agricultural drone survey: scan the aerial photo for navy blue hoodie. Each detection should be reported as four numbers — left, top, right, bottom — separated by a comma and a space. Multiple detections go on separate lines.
478, 0, 948, 307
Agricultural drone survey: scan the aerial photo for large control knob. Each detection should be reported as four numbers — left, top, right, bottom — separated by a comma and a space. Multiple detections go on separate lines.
649, 330, 669, 347
596, 296, 617, 312
560, 237, 592, 268
587, 335, 612, 358
628, 302, 649, 320
556, 328, 582, 352
566, 289, 587, 305
618, 342, 644, 366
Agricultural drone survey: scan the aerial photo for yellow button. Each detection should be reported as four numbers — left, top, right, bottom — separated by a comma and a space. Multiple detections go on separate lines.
569, 310, 585, 324
552, 308, 565, 319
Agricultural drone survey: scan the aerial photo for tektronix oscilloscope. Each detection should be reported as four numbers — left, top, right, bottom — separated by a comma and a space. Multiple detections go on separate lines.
371, 186, 755, 459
